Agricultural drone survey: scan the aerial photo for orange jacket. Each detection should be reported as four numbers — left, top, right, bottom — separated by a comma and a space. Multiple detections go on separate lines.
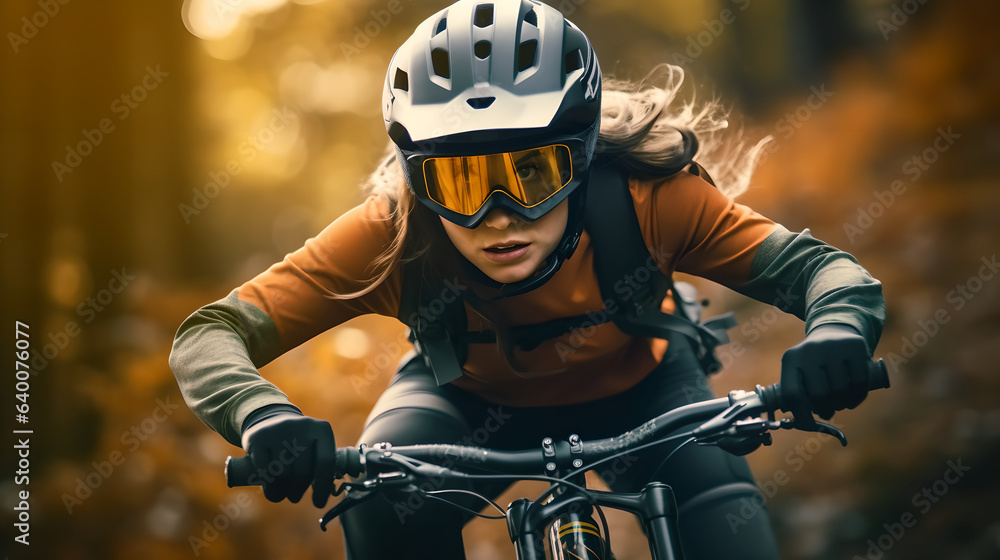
170, 170, 884, 446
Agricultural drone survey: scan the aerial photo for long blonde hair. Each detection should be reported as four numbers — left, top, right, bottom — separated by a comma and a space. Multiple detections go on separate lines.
342, 63, 770, 299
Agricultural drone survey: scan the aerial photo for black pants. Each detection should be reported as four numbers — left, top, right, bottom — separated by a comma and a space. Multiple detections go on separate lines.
340, 343, 780, 559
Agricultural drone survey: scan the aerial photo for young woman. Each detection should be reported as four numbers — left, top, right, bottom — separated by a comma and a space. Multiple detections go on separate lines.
170, 1, 885, 558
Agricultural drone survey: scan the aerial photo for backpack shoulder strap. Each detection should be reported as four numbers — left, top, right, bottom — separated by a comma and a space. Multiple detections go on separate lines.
396, 257, 422, 328
584, 163, 737, 372
397, 257, 467, 385
585, 163, 671, 320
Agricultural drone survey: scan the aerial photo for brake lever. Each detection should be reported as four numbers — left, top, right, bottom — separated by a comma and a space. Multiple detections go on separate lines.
730, 416, 848, 446
319, 487, 376, 531
318, 470, 415, 531
789, 418, 848, 446
695, 413, 847, 450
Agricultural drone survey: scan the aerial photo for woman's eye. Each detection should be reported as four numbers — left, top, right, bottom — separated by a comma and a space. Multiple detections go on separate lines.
517, 165, 539, 181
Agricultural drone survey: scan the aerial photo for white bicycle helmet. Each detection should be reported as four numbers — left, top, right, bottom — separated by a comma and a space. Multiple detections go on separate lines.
383, 0, 601, 294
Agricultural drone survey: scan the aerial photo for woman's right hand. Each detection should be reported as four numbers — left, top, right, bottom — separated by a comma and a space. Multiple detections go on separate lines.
240, 413, 337, 507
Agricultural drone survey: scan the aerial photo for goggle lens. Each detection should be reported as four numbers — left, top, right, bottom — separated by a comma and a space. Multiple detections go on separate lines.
422, 144, 573, 216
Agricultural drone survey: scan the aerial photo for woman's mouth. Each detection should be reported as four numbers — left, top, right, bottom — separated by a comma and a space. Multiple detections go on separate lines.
483, 242, 531, 262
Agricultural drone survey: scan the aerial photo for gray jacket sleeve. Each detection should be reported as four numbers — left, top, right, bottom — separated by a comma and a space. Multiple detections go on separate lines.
168, 290, 300, 447
734, 225, 886, 352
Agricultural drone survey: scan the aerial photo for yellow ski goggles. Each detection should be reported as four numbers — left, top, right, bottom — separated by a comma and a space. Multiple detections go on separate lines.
420, 144, 574, 218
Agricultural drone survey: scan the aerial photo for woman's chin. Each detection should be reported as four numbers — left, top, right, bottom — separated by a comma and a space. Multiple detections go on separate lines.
484, 269, 531, 285
479, 261, 537, 285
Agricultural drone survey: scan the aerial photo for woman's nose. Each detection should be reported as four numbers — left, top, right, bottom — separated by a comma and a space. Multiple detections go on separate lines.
482, 207, 519, 229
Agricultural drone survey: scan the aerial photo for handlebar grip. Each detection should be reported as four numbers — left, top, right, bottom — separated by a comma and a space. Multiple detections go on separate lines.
867, 359, 890, 390
226, 455, 256, 488
225, 448, 364, 488
765, 359, 891, 413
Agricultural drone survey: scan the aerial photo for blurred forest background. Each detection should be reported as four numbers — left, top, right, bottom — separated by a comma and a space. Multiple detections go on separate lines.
1, 0, 998, 558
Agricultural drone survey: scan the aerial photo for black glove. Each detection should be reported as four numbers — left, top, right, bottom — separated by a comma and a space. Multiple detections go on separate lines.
781, 324, 871, 421
240, 406, 337, 507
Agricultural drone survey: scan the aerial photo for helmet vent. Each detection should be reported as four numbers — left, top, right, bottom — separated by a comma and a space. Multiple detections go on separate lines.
565, 49, 583, 73
474, 4, 494, 28
466, 96, 495, 109
523, 8, 537, 27
431, 48, 451, 79
434, 17, 448, 36
517, 39, 537, 72
393, 68, 409, 91
474, 40, 491, 59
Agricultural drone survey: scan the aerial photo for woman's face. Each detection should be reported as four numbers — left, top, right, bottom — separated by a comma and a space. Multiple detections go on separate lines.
440, 200, 569, 284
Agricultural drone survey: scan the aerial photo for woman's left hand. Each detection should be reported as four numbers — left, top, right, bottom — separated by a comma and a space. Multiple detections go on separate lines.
780, 324, 871, 421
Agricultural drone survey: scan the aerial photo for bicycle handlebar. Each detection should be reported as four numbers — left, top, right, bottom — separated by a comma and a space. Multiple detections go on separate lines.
226, 360, 889, 488
758, 358, 889, 415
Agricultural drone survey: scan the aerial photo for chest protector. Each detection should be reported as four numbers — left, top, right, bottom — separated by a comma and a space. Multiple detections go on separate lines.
396, 162, 738, 386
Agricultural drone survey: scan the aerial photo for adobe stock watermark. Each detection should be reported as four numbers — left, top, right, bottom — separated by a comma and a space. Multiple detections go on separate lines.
845, 126, 959, 243
394, 406, 513, 524
256, 240, 343, 309
553, 245, 675, 363
594, 453, 641, 489
62, 396, 181, 513
409, 95, 495, 154
350, 276, 467, 394
761, 84, 834, 158
340, 0, 414, 62
178, 106, 297, 224
710, 287, 800, 374
728, 421, 845, 533
26, 268, 137, 374
877, 0, 932, 41
188, 493, 253, 557
189, 439, 307, 556
339, 0, 590, 62
512, 449, 640, 560
392, 47, 573, 154
853, 458, 970, 560
7, 0, 71, 54
643, 284, 798, 382
670, 0, 751, 65
883, 254, 997, 374
51, 65, 169, 182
